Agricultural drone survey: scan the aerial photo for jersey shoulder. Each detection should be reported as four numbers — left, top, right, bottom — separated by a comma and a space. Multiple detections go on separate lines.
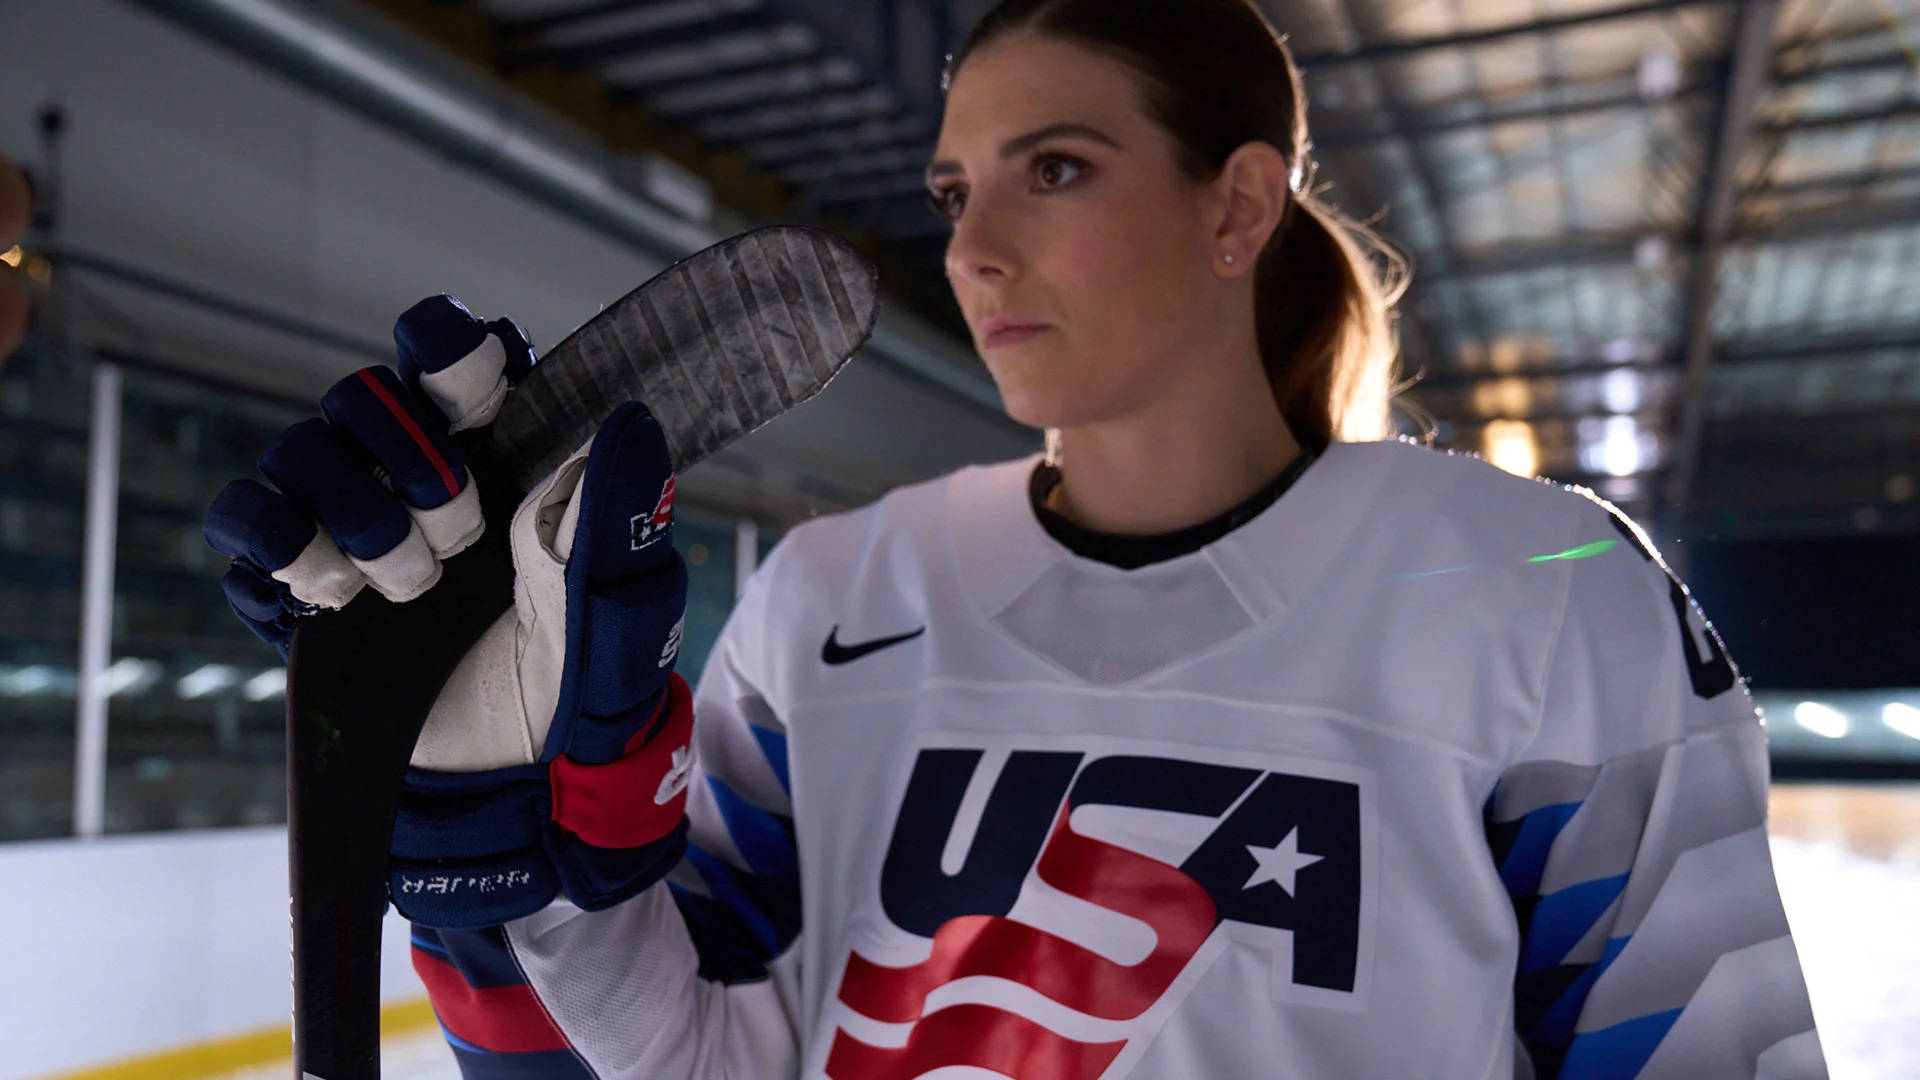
1360, 435, 1625, 555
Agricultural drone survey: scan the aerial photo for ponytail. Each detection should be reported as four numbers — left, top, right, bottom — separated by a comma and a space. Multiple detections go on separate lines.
1256, 193, 1409, 451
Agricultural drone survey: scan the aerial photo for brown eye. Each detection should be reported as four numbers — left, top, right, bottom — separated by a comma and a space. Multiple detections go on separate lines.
1036, 154, 1085, 188
925, 188, 963, 222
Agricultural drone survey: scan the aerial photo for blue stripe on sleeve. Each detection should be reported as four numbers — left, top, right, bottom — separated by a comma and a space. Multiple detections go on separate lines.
410, 930, 451, 962
445, 1040, 597, 1080
750, 724, 790, 793
1521, 873, 1628, 974
707, 775, 799, 881
1558, 1008, 1683, 1080
423, 925, 532, 990
682, 843, 779, 953
1498, 801, 1582, 897
1531, 936, 1631, 1050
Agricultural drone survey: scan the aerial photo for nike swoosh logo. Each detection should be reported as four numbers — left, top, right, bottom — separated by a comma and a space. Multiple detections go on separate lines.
822, 624, 925, 665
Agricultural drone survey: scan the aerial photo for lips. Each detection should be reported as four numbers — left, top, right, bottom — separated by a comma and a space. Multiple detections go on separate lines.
980, 315, 1051, 349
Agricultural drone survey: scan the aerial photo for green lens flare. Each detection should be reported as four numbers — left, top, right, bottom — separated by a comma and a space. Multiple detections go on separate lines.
1528, 539, 1620, 563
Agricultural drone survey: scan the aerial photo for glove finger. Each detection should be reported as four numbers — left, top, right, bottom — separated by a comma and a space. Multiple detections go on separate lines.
221, 563, 295, 656
258, 418, 440, 603
205, 478, 365, 609
393, 296, 532, 433
321, 366, 482, 560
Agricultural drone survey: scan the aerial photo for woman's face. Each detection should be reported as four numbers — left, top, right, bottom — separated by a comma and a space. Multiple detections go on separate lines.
929, 35, 1228, 431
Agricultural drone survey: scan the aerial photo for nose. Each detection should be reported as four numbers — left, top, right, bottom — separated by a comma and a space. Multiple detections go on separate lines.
943, 191, 1017, 290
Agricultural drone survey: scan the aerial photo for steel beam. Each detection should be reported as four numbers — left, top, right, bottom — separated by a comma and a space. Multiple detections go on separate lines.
747, 119, 927, 168
621, 49, 823, 100
499, 0, 662, 38
128, 0, 1018, 430
1295, 0, 1739, 70
506, 10, 773, 71
1753, 161, 1920, 198
1660, 0, 1779, 535
1314, 79, 1714, 149
695, 88, 898, 140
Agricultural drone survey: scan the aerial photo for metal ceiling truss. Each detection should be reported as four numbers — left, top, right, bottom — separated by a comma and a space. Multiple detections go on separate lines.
1658, 0, 1779, 531
618, 47, 826, 97
495, 0, 677, 38
651, 59, 868, 117
689, 86, 897, 138
505, 9, 778, 71
1314, 80, 1715, 150
1294, 0, 1744, 70
744, 117, 926, 167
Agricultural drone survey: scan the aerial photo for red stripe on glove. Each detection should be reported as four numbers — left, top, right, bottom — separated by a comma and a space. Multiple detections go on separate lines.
357, 367, 461, 498
410, 946, 571, 1053
549, 673, 695, 849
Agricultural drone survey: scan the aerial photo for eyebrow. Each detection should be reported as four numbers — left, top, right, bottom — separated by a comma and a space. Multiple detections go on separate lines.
924, 122, 1123, 187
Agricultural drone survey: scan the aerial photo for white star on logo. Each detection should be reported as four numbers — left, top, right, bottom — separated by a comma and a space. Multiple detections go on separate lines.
1242, 828, 1324, 896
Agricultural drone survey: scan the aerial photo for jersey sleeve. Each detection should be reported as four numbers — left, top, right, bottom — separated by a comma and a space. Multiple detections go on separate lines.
1484, 500, 1825, 1079
409, 540, 804, 1079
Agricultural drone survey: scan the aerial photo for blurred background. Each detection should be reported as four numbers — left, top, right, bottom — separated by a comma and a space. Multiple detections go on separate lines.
0, 0, 1914, 1076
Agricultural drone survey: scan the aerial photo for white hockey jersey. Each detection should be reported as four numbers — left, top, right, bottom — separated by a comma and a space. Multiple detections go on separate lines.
410, 437, 1825, 1079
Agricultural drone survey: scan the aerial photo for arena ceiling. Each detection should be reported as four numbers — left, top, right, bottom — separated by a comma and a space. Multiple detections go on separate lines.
345, 0, 1920, 542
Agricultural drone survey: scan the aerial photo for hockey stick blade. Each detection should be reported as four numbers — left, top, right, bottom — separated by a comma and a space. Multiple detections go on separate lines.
284, 226, 878, 1080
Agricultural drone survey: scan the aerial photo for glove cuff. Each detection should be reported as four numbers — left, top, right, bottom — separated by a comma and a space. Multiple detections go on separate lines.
390, 673, 696, 929
549, 672, 695, 848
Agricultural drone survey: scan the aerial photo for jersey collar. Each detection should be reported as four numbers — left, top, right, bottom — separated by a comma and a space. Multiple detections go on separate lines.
941, 440, 1406, 630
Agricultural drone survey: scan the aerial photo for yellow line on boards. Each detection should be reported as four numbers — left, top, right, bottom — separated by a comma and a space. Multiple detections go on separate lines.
37, 999, 439, 1080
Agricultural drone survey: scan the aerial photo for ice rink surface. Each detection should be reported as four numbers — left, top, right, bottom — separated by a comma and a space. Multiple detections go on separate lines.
214, 785, 1919, 1080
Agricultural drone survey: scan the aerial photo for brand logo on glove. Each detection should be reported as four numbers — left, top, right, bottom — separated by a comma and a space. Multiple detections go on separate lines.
660, 616, 684, 669
654, 745, 692, 806
824, 735, 1375, 1079
630, 475, 677, 551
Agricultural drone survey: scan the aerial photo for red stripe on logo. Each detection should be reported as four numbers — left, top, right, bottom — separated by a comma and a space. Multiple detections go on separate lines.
357, 367, 460, 499
826, 1003, 1125, 1080
410, 946, 571, 1054
837, 805, 1217, 1024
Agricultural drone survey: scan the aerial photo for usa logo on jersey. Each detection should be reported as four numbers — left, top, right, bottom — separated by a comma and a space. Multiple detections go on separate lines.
826, 735, 1376, 1079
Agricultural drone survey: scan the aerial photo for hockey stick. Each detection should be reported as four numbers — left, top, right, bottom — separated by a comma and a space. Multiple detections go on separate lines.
283, 226, 879, 1080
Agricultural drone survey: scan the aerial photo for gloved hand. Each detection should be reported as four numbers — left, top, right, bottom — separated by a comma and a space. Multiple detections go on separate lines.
203, 296, 693, 929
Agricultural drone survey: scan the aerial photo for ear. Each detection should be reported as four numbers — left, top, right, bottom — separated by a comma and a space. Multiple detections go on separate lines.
1208, 140, 1291, 276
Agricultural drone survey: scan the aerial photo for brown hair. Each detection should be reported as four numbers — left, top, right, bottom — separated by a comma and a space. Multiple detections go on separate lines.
942, 0, 1416, 450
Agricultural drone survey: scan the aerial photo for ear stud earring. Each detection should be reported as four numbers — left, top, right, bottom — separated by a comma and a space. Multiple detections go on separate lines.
1223, 253, 1236, 265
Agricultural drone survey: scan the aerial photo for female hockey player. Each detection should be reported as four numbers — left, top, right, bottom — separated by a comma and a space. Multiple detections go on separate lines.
205, 0, 1825, 1076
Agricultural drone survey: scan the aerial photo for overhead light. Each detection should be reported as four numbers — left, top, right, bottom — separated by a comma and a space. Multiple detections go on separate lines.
1600, 368, 1642, 414
101, 658, 162, 697
1601, 337, 1644, 364
1, 245, 20, 268
1634, 235, 1669, 271
176, 664, 242, 699
1793, 701, 1849, 739
0, 664, 56, 696
1472, 376, 1532, 417
1884, 702, 1920, 741
1638, 46, 1681, 100
1482, 420, 1538, 478
243, 668, 287, 702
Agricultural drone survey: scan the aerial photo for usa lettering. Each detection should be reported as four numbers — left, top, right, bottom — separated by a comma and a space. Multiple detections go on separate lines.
828, 749, 1363, 1078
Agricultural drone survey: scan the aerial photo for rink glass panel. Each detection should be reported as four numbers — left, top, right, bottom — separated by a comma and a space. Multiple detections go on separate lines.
105, 366, 307, 834
0, 340, 89, 840
86, 364, 764, 835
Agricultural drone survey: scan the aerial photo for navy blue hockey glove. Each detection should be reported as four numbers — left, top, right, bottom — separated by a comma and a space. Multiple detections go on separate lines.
203, 296, 693, 930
